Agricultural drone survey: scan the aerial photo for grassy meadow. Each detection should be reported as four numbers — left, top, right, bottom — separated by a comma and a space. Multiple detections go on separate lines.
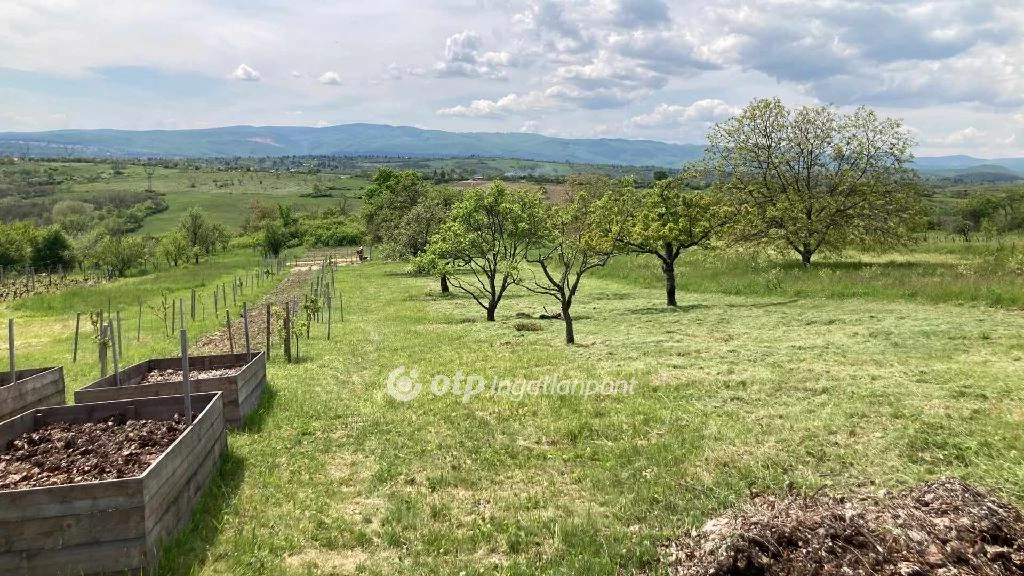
2, 163, 1024, 574
8, 161, 368, 235
131, 240, 1023, 574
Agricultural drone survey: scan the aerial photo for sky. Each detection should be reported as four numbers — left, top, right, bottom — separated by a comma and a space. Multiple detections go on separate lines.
1, 0, 1023, 157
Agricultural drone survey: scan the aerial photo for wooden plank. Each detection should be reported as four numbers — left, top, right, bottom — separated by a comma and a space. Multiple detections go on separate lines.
0, 478, 144, 522
140, 398, 223, 523
76, 376, 239, 409
0, 536, 148, 575
31, 393, 216, 427
235, 370, 266, 425
145, 428, 226, 548
0, 506, 145, 553
0, 411, 37, 450
0, 367, 64, 422
0, 367, 49, 387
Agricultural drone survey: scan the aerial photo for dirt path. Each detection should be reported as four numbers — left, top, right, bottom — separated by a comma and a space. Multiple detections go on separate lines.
193, 263, 341, 356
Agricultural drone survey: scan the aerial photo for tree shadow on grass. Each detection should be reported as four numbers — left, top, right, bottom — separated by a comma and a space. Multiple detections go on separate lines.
150, 450, 247, 576
629, 304, 707, 315
723, 298, 800, 309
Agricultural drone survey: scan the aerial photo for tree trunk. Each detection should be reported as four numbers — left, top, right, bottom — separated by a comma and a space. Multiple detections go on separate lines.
800, 250, 813, 267
486, 301, 497, 322
440, 274, 449, 293
562, 303, 575, 345
662, 258, 677, 307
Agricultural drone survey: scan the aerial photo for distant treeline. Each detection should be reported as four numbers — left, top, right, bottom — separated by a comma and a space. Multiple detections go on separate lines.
1, 154, 679, 184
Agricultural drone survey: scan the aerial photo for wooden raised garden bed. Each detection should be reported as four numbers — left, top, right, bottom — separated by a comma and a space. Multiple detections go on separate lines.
74, 352, 266, 427
0, 392, 226, 575
0, 367, 65, 423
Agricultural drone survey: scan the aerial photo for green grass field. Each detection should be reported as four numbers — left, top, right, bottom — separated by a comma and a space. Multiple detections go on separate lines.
145, 245, 1020, 575
1, 247, 292, 396
72, 165, 368, 235
2, 228, 1023, 574
8, 162, 368, 235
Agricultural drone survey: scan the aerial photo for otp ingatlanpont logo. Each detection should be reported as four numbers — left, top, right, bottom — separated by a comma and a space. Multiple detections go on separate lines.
385, 366, 421, 402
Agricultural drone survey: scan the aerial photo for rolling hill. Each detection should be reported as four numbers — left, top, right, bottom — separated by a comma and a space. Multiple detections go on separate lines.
2, 124, 1024, 173
0, 124, 706, 168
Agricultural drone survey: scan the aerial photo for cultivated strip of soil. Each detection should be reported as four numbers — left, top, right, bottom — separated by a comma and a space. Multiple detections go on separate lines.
194, 263, 321, 355
141, 367, 241, 385
0, 416, 187, 490
662, 477, 1024, 575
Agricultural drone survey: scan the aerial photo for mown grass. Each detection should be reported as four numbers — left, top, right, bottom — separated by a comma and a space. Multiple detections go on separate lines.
141, 253, 1023, 575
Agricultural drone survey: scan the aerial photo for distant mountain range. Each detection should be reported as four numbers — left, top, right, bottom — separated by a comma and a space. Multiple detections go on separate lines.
0, 124, 705, 168
1, 123, 1023, 175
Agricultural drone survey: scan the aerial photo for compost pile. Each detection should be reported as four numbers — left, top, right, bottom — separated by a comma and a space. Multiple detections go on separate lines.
141, 367, 241, 385
0, 415, 187, 490
662, 478, 1024, 576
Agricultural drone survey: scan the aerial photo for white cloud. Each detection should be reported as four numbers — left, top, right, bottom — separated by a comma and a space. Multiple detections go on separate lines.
437, 92, 555, 117
930, 126, 1015, 148
317, 71, 342, 85
230, 64, 262, 82
382, 63, 427, 81
520, 120, 541, 133
433, 30, 520, 80
631, 99, 740, 127
3, 0, 1024, 156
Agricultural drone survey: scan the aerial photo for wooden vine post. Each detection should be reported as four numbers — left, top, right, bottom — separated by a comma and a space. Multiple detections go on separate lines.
99, 323, 109, 378
265, 303, 271, 359
242, 302, 252, 362
179, 328, 193, 425
283, 303, 292, 363
7, 318, 14, 383
73, 312, 81, 363
108, 320, 121, 387
226, 312, 235, 355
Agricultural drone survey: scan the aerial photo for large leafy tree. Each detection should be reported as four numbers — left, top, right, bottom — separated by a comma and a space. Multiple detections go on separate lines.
522, 176, 624, 344
425, 181, 544, 321
598, 176, 733, 307
360, 168, 429, 247
704, 98, 923, 266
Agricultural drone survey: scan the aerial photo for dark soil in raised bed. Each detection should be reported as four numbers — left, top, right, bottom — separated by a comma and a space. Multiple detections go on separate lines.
0, 415, 187, 490
661, 477, 1024, 575
141, 367, 241, 385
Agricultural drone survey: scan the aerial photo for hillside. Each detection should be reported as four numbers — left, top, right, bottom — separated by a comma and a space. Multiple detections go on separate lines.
0, 124, 706, 168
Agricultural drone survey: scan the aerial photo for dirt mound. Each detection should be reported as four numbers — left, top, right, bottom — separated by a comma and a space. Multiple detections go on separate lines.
0, 416, 187, 490
662, 478, 1024, 575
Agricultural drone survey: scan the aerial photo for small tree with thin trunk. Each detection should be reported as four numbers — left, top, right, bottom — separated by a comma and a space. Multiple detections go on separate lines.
704, 98, 923, 266
424, 181, 543, 321
521, 177, 623, 344
598, 176, 733, 307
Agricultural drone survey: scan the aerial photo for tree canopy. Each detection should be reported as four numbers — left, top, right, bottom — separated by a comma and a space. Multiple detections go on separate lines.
522, 176, 622, 343
703, 98, 924, 265
597, 176, 733, 306
424, 181, 544, 321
